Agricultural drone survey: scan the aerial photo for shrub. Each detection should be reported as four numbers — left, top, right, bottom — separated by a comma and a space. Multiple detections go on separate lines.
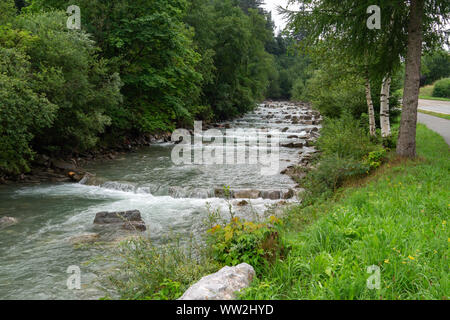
207, 216, 285, 272
301, 156, 370, 204
364, 148, 387, 171
317, 115, 379, 159
432, 78, 450, 98
107, 237, 221, 300
299, 115, 384, 204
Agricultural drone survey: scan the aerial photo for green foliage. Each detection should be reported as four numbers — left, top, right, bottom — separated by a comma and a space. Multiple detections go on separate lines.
108, 237, 221, 300
241, 125, 450, 300
317, 116, 379, 159
432, 78, 450, 98
186, 0, 275, 119
422, 51, 450, 85
300, 116, 382, 204
363, 148, 387, 170
266, 35, 312, 100
14, 11, 123, 153
207, 216, 284, 272
0, 47, 57, 174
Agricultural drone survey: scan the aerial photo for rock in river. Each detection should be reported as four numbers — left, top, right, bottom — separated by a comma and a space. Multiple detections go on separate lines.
93, 210, 146, 232
0, 216, 18, 229
69, 233, 100, 245
179, 263, 255, 300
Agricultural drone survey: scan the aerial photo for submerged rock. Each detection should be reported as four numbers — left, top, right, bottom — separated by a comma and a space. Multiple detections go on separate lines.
69, 233, 100, 245
260, 190, 282, 200
233, 189, 261, 199
0, 216, 18, 229
179, 263, 255, 300
93, 210, 146, 232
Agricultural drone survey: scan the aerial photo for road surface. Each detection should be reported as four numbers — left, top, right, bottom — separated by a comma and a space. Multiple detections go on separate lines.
418, 99, 450, 115
417, 99, 450, 146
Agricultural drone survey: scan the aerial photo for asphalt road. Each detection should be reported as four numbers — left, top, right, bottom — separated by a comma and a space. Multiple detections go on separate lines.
418, 99, 450, 115
417, 99, 450, 146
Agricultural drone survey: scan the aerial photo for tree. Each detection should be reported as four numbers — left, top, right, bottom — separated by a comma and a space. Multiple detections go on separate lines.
397, 0, 425, 157
287, 0, 449, 157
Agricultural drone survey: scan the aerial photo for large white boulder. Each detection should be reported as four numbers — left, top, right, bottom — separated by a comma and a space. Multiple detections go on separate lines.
179, 263, 255, 300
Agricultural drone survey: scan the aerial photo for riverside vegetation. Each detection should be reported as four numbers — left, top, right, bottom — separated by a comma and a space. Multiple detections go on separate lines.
1, 0, 449, 301
108, 121, 449, 300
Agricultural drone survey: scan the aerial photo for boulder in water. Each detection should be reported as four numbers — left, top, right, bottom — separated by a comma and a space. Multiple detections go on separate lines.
261, 190, 282, 200
51, 159, 77, 171
179, 263, 255, 300
0, 216, 18, 229
233, 189, 261, 199
94, 210, 146, 232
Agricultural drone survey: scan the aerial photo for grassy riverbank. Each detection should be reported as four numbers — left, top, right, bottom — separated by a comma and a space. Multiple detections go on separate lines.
108, 125, 448, 300
241, 124, 449, 300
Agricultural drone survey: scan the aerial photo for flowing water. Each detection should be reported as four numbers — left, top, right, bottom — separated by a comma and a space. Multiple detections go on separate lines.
0, 102, 320, 300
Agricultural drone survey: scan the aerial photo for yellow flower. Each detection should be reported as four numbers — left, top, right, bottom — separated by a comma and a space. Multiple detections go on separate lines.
384, 259, 390, 264
408, 255, 415, 260
209, 225, 221, 233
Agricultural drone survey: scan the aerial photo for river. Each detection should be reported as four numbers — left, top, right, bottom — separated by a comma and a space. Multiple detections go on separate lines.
0, 101, 321, 299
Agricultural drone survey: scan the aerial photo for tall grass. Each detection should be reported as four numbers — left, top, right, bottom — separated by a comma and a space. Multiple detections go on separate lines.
241, 125, 449, 300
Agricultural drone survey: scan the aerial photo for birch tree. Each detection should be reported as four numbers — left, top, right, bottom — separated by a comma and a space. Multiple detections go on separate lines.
286, 0, 449, 157
380, 75, 392, 138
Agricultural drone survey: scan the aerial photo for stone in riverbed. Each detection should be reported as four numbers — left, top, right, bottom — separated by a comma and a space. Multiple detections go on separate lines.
233, 189, 261, 199
69, 233, 100, 245
51, 159, 77, 171
179, 263, 255, 300
93, 210, 146, 232
0, 216, 18, 229
261, 190, 281, 200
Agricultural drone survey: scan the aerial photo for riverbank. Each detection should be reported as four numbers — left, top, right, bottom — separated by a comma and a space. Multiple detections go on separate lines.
241, 124, 449, 300
106, 124, 449, 300
0, 132, 173, 185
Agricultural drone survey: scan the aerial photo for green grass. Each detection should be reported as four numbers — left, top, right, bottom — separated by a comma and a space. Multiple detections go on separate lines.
419, 84, 450, 101
420, 85, 434, 97
397, 84, 450, 101
418, 110, 450, 120
419, 95, 450, 102
241, 125, 449, 300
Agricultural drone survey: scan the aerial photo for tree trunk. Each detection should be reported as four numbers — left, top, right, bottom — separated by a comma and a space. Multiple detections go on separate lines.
365, 73, 376, 137
397, 0, 424, 158
380, 75, 391, 138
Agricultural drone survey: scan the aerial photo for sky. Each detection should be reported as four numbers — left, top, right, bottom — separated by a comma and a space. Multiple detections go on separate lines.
262, 0, 292, 32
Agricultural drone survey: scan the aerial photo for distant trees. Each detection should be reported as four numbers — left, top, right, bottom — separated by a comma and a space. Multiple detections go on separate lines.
421, 50, 450, 85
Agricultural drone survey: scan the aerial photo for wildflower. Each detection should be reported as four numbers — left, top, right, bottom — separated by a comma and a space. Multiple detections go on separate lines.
384, 259, 390, 264
408, 255, 415, 261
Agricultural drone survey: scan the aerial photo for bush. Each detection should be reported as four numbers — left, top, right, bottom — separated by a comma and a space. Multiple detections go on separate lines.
107, 237, 221, 300
432, 78, 450, 98
317, 115, 379, 159
207, 216, 285, 273
299, 115, 384, 204
301, 156, 370, 203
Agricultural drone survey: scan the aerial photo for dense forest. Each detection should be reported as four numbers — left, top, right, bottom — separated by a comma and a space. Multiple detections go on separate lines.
1, 0, 449, 176
0, 0, 314, 175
